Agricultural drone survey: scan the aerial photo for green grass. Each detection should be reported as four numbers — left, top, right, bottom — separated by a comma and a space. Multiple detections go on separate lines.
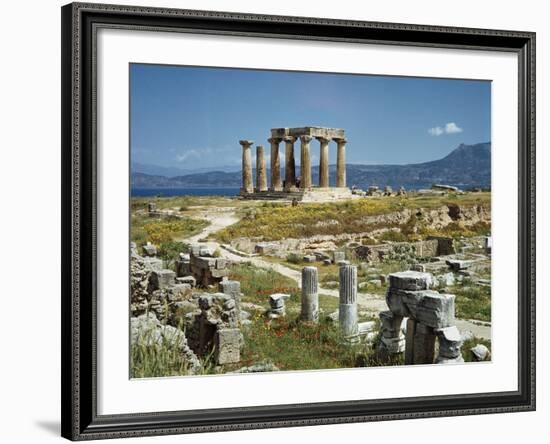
130, 328, 193, 378
131, 214, 209, 247
215, 193, 491, 242
228, 263, 300, 308
239, 316, 402, 371
453, 280, 491, 322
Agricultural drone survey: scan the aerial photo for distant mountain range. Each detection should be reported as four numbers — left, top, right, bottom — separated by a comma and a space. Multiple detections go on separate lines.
131, 142, 491, 190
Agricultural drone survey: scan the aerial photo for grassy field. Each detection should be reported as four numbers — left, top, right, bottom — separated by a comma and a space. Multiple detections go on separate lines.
215, 193, 491, 242
228, 262, 340, 314
452, 279, 492, 322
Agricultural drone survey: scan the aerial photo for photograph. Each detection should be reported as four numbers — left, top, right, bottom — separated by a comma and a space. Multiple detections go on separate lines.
129, 64, 493, 378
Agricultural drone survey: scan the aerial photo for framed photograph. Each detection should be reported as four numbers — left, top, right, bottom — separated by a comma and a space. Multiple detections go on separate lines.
61, 2, 536, 440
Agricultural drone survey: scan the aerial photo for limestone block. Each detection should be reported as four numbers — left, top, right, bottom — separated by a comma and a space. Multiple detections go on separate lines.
193, 256, 217, 270
381, 335, 406, 354
313, 251, 331, 261
176, 276, 196, 287
219, 280, 241, 297
379, 310, 404, 340
303, 255, 316, 263
215, 328, 241, 365
404, 318, 417, 364
199, 247, 215, 257
358, 321, 376, 335
389, 271, 433, 291
215, 258, 227, 269
333, 251, 346, 263
149, 269, 176, 290
175, 259, 191, 277
435, 325, 463, 359
142, 243, 157, 257
437, 272, 455, 287
470, 344, 491, 361
269, 293, 290, 309
143, 256, 163, 271
210, 269, 230, 279
190, 244, 201, 257
412, 322, 436, 364
410, 264, 426, 272
446, 259, 472, 271
415, 292, 455, 328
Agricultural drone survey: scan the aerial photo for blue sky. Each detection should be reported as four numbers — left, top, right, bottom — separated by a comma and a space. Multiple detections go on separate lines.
130, 63, 491, 171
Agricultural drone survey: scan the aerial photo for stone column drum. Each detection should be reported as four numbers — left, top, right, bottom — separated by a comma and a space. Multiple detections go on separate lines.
335, 138, 347, 188
239, 140, 254, 194
268, 137, 282, 191
255, 145, 267, 192
301, 266, 319, 323
283, 136, 297, 191
317, 136, 330, 188
339, 264, 359, 342
300, 135, 313, 190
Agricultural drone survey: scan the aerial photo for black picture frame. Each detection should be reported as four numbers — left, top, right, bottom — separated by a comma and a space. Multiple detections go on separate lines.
61, 2, 536, 440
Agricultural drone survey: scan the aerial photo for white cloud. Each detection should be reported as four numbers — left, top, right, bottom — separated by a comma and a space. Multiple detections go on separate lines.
428, 126, 444, 136
428, 122, 463, 136
175, 149, 202, 162
445, 122, 463, 134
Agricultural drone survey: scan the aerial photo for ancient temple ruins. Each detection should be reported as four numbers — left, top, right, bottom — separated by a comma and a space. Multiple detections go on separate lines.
240, 126, 352, 201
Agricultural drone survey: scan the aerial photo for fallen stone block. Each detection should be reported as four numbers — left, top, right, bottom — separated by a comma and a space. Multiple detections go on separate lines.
303, 255, 316, 263
446, 259, 472, 272
199, 246, 215, 257
176, 275, 196, 287
142, 242, 157, 257
215, 328, 241, 365
437, 272, 455, 287
269, 293, 290, 309
143, 256, 163, 271
149, 269, 176, 290
470, 343, 491, 361
388, 270, 433, 291
435, 325, 463, 359
333, 251, 346, 263
358, 321, 376, 335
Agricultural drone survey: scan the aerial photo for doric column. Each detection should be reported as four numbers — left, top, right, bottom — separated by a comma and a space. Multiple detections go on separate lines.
316, 136, 330, 188
301, 266, 319, 323
283, 136, 296, 191
268, 137, 282, 191
339, 264, 358, 342
239, 140, 254, 194
255, 145, 267, 192
335, 138, 347, 188
300, 135, 313, 190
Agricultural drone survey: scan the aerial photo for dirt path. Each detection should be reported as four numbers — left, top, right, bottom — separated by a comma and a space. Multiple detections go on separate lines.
177, 206, 239, 245
178, 205, 490, 339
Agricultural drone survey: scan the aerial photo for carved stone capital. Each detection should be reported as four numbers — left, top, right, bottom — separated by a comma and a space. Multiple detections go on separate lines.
268, 137, 283, 144
283, 136, 296, 143
300, 135, 313, 143
239, 140, 254, 147
315, 136, 331, 144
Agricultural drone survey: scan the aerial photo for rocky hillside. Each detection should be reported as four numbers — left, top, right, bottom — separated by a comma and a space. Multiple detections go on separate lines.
131, 142, 491, 190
